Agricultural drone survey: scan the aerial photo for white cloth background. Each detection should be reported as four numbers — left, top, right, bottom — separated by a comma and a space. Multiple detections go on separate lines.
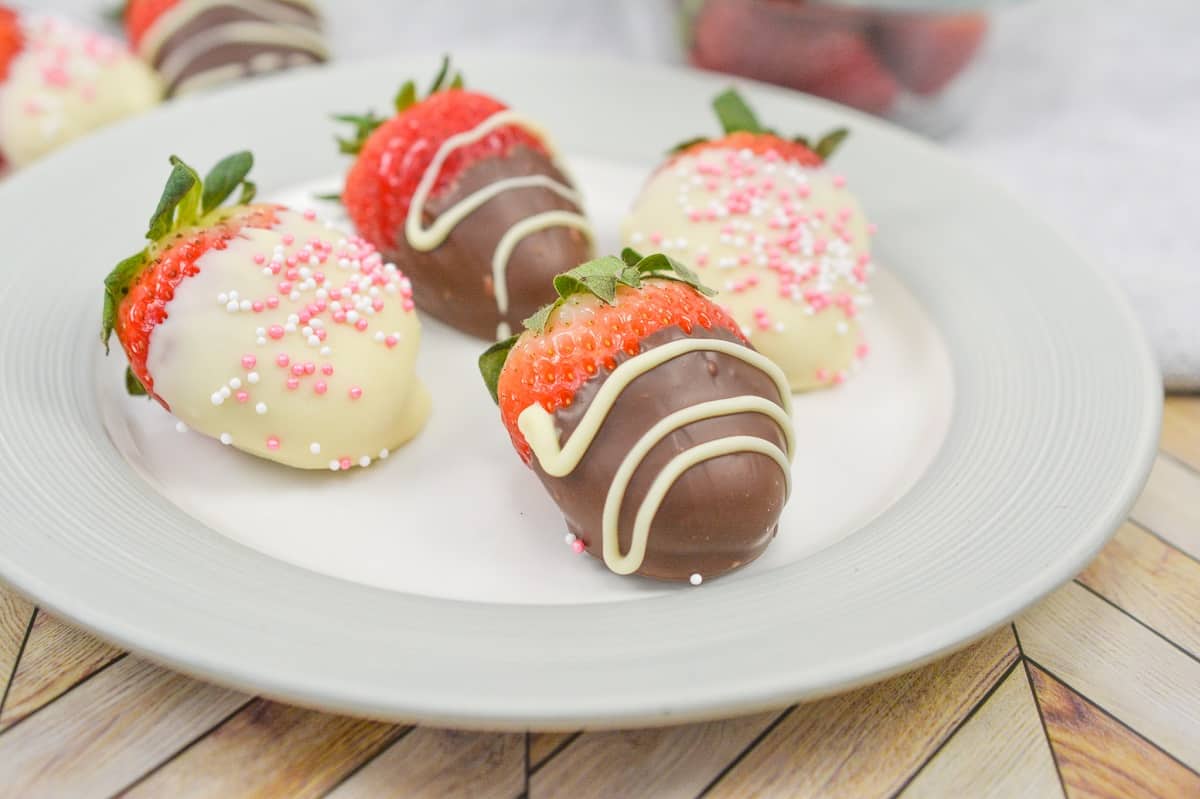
42, 0, 1200, 389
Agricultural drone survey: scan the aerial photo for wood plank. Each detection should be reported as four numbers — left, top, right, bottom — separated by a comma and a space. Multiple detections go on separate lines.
705, 627, 1019, 798
1015, 581, 1200, 771
327, 728, 523, 799
530, 711, 781, 798
121, 699, 404, 799
1029, 663, 1200, 799
1129, 455, 1200, 560
0, 612, 123, 731
1077, 522, 1200, 658
901, 665, 1062, 798
0, 583, 34, 712
0, 656, 249, 798
1161, 396, 1200, 471
529, 732, 577, 770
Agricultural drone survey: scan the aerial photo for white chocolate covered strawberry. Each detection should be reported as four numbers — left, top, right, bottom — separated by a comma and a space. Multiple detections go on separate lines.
623, 89, 875, 392
102, 152, 429, 470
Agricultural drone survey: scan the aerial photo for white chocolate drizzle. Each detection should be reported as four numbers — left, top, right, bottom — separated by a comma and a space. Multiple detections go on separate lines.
404, 109, 593, 339
518, 337, 794, 575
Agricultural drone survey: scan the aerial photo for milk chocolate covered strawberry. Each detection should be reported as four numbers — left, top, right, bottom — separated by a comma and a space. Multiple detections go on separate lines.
480, 250, 794, 583
336, 58, 594, 341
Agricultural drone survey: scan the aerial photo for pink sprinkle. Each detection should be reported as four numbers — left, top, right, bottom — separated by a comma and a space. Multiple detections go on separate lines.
649, 231, 663, 245
285, 267, 299, 280
276, 353, 290, 368
813, 238, 827, 255
797, 185, 811, 198
752, 306, 768, 318
832, 371, 847, 385
253, 254, 265, 265
266, 296, 280, 309
571, 539, 586, 554
385, 335, 398, 348
235, 391, 249, 403
372, 298, 384, 312
303, 209, 317, 221
696, 253, 709, 266
266, 436, 280, 451
282, 234, 295, 245
321, 364, 334, 375
298, 311, 311, 324
815, 368, 829, 382
687, 210, 702, 222
340, 457, 352, 470
41, 65, 70, 88
278, 281, 293, 294
833, 175, 847, 188
333, 311, 347, 324
316, 329, 327, 341
705, 180, 719, 192
348, 386, 363, 400
268, 325, 284, 340
252, 301, 264, 313
738, 254, 751, 266
354, 319, 369, 331
856, 343, 870, 359
868, 222, 878, 235
291, 363, 305, 376
401, 299, 415, 312
286, 377, 300, 390
241, 355, 256, 369
314, 272, 325, 284
314, 381, 327, 395
303, 362, 315, 375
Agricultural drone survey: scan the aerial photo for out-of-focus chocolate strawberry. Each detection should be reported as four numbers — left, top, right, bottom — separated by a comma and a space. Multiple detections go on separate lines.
689, 0, 897, 116
873, 12, 988, 96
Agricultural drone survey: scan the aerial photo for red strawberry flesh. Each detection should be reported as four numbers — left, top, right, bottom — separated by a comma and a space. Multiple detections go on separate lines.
0, 6, 23, 83
124, 0, 180, 51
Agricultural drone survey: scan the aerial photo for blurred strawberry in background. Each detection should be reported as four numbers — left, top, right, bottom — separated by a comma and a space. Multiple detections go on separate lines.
684, 0, 988, 132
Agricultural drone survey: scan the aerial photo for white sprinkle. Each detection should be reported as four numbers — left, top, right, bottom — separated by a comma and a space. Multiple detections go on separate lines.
309, 442, 321, 455
689, 573, 703, 586
229, 290, 239, 300
255, 327, 266, 337
239, 299, 251, 312
174, 421, 188, 433
225, 300, 239, 313
247, 371, 260, 384
219, 432, 233, 445
630, 232, 644, 244
329, 459, 340, 471
255, 402, 268, 415
374, 331, 385, 342
262, 267, 273, 276
285, 322, 297, 333
565, 532, 577, 545
330, 301, 342, 312
219, 386, 232, 398
378, 448, 389, 459
287, 314, 300, 324
302, 326, 313, 337
307, 334, 321, 347
310, 318, 323, 329
319, 346, 332, 356
217, 292, 229, 304
289, 291, 300, 301
229, 377, 242, 389
346, 311, 360, 323
359, 455, 371, 468
256, 337, 267, 346
315, 288, 328, 300
774, 322, 785, 333
299, 267, 312, 278
835, 321, 849, 335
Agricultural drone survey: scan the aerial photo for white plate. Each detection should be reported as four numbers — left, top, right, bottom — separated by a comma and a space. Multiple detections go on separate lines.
0, 54, 1160, 729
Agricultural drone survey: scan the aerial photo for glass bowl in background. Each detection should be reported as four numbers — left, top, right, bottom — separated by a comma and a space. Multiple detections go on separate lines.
680, 0, 1004, 136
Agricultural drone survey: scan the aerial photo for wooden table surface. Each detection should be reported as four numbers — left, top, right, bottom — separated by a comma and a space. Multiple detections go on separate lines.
0, 397, 1196, 798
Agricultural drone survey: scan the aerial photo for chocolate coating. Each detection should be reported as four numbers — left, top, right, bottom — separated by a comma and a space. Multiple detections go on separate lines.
141, 0, 327, 96
385, 145, 593, 341
531, 325, 790, 581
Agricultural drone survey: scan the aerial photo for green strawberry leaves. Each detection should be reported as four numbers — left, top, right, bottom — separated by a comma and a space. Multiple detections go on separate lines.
478, 249, 719, 403
668, 87, 851, 161
478, 335, 519, 403
202, 151, 256, 213
102, 152, 258, 379
713, 88, 764, 135
334, 55, 466, 157
125, 366, 148, 397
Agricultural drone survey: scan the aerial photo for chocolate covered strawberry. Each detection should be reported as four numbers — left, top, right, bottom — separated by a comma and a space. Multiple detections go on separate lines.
479, 249, 794, 583
623, 89, 876, 392
102, 151, 428, 470
123, 0, 327, 97
0, 7, 161, 168
335, 56, 594, 342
